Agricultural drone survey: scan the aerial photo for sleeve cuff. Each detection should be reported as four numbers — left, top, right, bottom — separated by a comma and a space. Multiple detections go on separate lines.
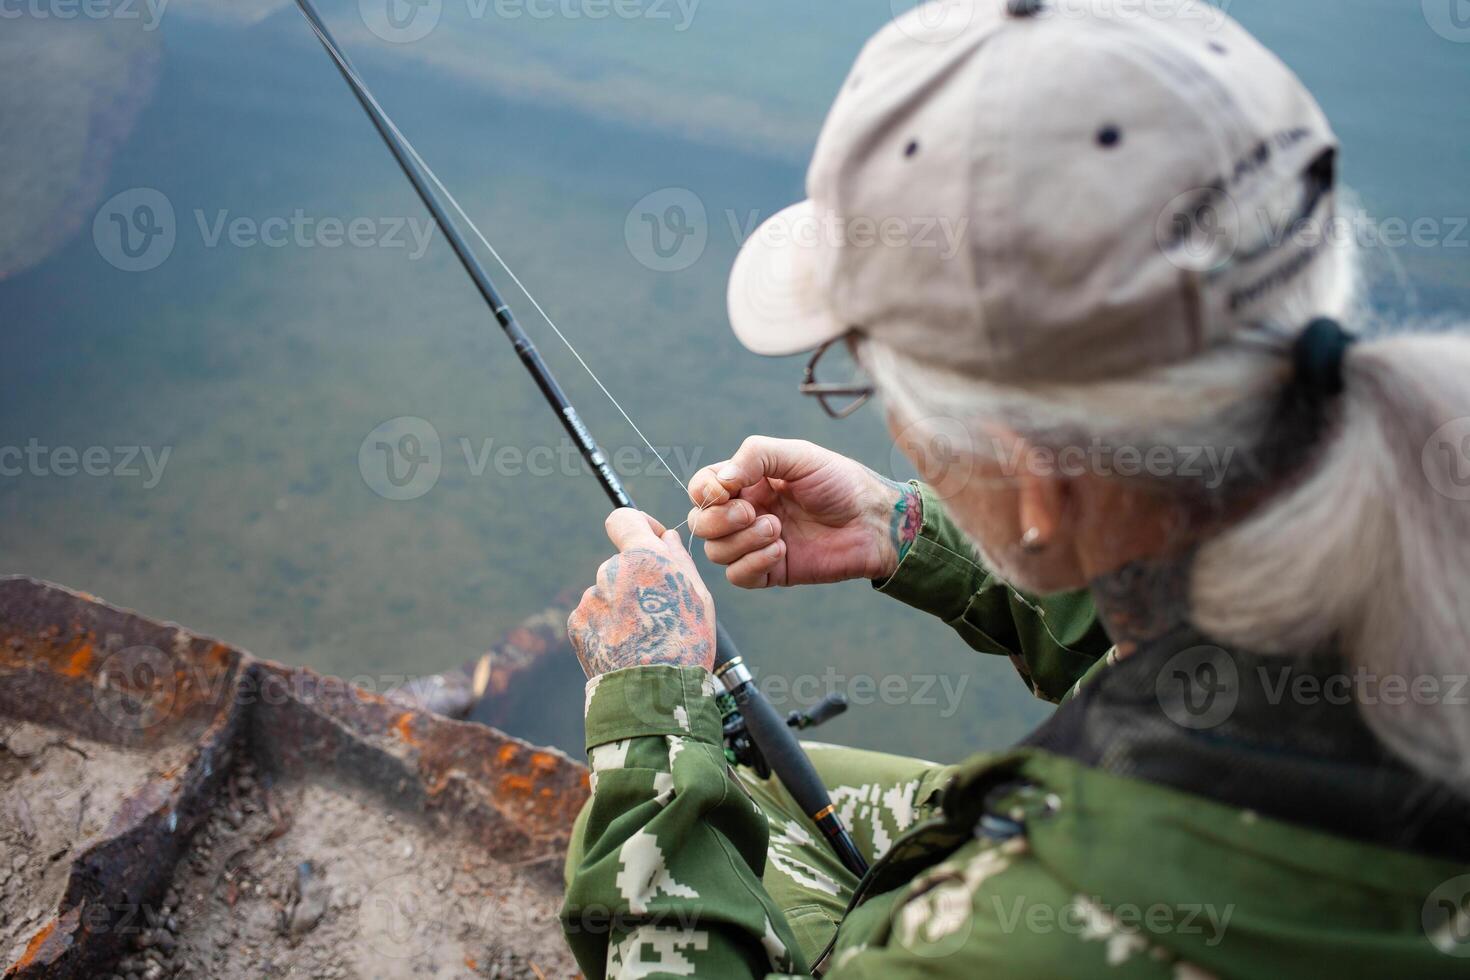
872, 483, 991, 622
583, 664, 724, 751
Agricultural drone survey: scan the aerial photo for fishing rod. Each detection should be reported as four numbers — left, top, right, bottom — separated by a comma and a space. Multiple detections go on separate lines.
291, 0, 868, 879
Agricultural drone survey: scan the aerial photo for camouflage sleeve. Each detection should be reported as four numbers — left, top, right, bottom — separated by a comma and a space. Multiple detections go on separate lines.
873, 483, 1113, 702
562, 664, 809, 979
814, 836, 1201, 980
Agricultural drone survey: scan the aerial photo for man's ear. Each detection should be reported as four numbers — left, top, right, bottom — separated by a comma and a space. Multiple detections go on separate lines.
1014, 438, 1069, 551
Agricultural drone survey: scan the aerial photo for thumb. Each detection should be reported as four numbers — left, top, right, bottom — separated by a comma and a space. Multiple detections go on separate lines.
689, 436, 823, 506
605, 508, 667, 552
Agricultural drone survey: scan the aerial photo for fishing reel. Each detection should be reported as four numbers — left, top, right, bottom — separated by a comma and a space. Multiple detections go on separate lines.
719, 691, 850, 779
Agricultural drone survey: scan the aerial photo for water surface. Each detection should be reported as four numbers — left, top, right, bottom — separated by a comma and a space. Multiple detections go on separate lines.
2, 0, 1466, 758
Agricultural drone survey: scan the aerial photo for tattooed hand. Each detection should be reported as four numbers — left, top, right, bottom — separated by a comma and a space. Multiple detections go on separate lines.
568, 509, 716, 678
686, 436, 923, 588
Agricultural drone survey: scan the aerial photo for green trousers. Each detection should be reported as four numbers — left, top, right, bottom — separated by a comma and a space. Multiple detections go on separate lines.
567, 741, 956, 965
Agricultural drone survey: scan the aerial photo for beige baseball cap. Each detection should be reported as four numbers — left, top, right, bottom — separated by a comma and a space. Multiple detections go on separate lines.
727, 0, 1338, 382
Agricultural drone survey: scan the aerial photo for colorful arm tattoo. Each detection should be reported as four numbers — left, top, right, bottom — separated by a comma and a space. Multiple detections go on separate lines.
881, 477, 923, 565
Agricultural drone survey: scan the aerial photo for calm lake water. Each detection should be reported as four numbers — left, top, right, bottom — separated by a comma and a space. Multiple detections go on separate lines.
2, 0, 1467, 759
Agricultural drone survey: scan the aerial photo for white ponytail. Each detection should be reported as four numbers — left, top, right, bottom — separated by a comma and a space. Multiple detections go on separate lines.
862, 227, 1470, 793
1193, 334, 1470, 791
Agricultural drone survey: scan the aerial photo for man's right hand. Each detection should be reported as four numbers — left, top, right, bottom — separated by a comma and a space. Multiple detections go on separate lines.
687, 436, 922, 589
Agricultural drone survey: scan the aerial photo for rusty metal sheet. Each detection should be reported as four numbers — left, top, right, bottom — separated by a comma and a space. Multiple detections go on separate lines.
0, 577, 588, 979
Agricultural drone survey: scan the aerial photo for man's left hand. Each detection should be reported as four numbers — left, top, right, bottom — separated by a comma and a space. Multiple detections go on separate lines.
568, 509, 716, 679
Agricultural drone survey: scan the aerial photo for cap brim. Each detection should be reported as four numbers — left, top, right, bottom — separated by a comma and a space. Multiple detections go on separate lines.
726, 200, 847, 357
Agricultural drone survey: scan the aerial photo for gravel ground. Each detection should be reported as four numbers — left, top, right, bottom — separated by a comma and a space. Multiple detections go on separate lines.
1, 724, 580, 979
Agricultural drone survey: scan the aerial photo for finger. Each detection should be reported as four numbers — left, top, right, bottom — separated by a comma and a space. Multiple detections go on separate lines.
687, 499, 757, 540
703, 515, 782, 566
725, 538, 785, 589
660, 528, 703, 581
566, 600, 589, 646
594, 557, 618, 591
605, 508, 667, 552
719, 436, 824, 495
664, 530, 716, 625
687, 465, 734, 510
687, 436, 817, 508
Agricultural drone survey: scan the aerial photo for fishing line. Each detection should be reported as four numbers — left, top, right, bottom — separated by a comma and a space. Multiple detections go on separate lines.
299, 13, 693, 506
295, 0, 871, 878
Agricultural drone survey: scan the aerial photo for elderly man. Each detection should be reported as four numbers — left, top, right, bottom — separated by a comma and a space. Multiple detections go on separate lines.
560, 1, 1470, 977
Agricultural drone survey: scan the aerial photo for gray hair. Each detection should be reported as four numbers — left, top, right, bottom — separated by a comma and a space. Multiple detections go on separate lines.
861, 210, 1470, 793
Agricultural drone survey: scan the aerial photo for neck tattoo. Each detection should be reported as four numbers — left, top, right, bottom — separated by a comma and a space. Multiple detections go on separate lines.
1088, 554, 1192, 658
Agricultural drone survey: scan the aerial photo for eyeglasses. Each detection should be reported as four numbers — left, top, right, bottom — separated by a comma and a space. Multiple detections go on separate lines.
799, 337, 876, 419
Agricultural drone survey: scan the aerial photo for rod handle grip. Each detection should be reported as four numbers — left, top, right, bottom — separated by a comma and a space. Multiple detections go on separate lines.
716, 623, 869, 878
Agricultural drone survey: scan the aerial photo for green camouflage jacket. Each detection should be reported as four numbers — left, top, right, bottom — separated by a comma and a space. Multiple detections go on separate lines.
562, 485, 1470, 978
